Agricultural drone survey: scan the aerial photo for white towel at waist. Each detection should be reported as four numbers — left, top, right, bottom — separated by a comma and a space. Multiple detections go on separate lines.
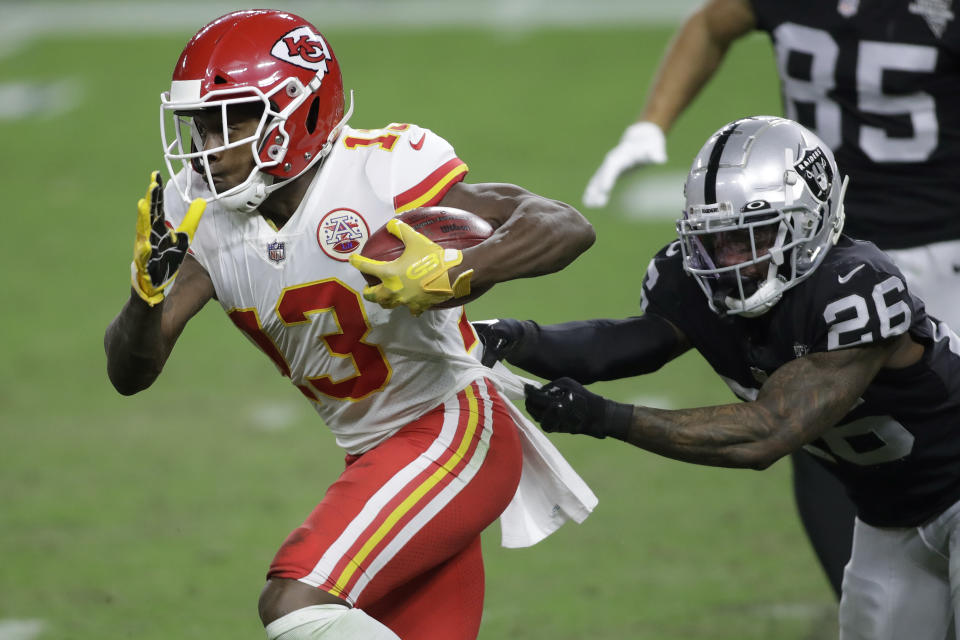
482, 361, 599, 548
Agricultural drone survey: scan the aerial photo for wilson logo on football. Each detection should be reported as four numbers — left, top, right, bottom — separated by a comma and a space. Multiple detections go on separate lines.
317, 208, 370, 262
272, 26, 332, 72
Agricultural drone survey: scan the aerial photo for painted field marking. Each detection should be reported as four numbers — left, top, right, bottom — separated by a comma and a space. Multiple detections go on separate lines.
619, 171, 687, 221
0, 619, 46, 640
0, 80, 81, 121
0, 1, 700, 59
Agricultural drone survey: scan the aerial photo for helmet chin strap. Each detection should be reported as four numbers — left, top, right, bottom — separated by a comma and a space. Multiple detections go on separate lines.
723, 262, 785, 317
218, 172, 275, 214
722, 218, 790, 317
217, 90, 355, 214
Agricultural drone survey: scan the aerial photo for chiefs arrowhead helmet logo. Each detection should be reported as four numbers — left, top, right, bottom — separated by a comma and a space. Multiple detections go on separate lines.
271, 26, 332, 73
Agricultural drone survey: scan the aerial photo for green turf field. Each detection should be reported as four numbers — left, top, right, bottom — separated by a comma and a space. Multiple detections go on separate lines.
1, 8, 839, 639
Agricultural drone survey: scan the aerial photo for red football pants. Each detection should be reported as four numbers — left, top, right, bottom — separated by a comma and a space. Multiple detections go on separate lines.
268, 378, 523, 639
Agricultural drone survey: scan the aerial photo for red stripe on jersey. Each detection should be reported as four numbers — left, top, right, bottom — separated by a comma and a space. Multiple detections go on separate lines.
393, 158, 468, 213
458, 309, 477, 354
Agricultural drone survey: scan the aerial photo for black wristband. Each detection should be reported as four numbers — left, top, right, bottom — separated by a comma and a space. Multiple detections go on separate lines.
599, 400, 634, 441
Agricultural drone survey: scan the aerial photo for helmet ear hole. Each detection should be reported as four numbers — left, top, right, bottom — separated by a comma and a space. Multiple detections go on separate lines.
305, 97, 320, 134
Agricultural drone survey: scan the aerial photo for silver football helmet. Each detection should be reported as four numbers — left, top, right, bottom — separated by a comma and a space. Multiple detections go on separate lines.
677, 116, 847, 317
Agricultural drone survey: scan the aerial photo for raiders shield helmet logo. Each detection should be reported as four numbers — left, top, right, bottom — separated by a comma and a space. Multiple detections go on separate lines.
793, 146, 834, 202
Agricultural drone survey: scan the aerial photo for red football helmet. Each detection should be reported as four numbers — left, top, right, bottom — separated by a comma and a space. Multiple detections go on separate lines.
160, 9, 352, 212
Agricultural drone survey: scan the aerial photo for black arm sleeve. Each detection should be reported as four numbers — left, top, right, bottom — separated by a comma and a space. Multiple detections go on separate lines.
507, 314, 685, 384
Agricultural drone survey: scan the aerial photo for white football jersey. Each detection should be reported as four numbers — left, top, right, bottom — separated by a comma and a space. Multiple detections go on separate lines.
164, 123, 493, 453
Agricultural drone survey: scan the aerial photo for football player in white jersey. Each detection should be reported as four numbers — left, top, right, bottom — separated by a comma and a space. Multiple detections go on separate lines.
104, 10, 596, 640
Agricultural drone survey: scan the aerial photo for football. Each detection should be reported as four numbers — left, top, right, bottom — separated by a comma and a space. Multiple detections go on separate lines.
359, 206, 493, 263
358, 206, 494, 306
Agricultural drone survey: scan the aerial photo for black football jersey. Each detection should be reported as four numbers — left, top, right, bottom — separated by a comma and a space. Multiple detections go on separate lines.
641, 237, 960, 526
750, 0, 960, 248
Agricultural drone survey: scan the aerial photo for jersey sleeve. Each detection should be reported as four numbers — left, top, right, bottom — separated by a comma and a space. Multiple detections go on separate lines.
356, 123, 469, 213
640, 240, 695, 327
748, 0, 779, 32
806, 246, 919, 353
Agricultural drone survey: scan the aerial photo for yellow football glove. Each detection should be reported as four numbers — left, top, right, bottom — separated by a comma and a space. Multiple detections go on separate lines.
131, 171, 206, 306
349, 218, 474, 316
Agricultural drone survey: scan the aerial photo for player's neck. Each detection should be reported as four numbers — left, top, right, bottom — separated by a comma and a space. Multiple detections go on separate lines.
257, 165, 320, 229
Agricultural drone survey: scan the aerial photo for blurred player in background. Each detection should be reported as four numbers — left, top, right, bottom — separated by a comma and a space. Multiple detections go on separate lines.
104, 9, 597, 640
483, 116, 960, 639
581, 0, 960, 597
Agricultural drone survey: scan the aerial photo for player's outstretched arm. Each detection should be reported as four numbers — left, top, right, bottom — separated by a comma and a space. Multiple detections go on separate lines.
582, 0, 756, 208
104, 172, 214, 395
526, 334, 920, 469
474, 314, 689, 380
437, 181, 595, 291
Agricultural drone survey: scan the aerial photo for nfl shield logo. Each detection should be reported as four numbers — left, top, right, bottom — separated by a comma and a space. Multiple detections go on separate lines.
908, 0, 955, 38
837, 0, 860, 16
267, 240, 286, 263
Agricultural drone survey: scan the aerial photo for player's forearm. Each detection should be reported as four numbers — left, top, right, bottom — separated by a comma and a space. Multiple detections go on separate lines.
621, 347, 885, 469
104, 292, 170, 395
459, 197, 594, 288
623, 403, 791, 469
640, 1, 754, 132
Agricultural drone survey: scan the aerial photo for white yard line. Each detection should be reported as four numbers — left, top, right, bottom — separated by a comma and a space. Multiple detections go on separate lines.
618, 171, 688, 221
627, 393, 677, 409
0, 620, 45, 640
0, 1, 698, 57
0, 80, 81, 121
248, 401, 301, 432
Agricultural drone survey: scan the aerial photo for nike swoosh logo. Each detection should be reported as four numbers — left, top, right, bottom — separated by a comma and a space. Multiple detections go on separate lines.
837, 264, 865, 284
409, 133, 426, 151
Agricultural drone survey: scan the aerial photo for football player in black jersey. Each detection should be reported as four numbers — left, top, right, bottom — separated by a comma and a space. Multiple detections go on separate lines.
481, 116, 960, 638
581, 0, 960, 600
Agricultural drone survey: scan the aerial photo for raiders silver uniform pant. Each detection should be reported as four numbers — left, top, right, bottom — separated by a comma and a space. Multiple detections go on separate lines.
839, 499, 960, 640
886, 239, 960, 332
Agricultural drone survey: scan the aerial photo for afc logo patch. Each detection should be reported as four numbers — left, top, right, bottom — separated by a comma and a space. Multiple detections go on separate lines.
317, 208, 370, 262
271, 26, 332, 73
794, 146, 833, 202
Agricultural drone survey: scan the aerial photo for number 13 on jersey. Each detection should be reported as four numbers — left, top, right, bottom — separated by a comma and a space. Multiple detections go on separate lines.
229, 279, 392, 403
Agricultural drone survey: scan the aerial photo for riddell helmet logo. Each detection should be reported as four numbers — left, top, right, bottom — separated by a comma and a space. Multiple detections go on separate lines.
272, 27, 332, 72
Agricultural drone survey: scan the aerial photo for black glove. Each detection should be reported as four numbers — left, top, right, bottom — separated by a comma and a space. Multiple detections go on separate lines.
524, 377, 633, 440
132, 171, 205, 305
472, 318, 534, 368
